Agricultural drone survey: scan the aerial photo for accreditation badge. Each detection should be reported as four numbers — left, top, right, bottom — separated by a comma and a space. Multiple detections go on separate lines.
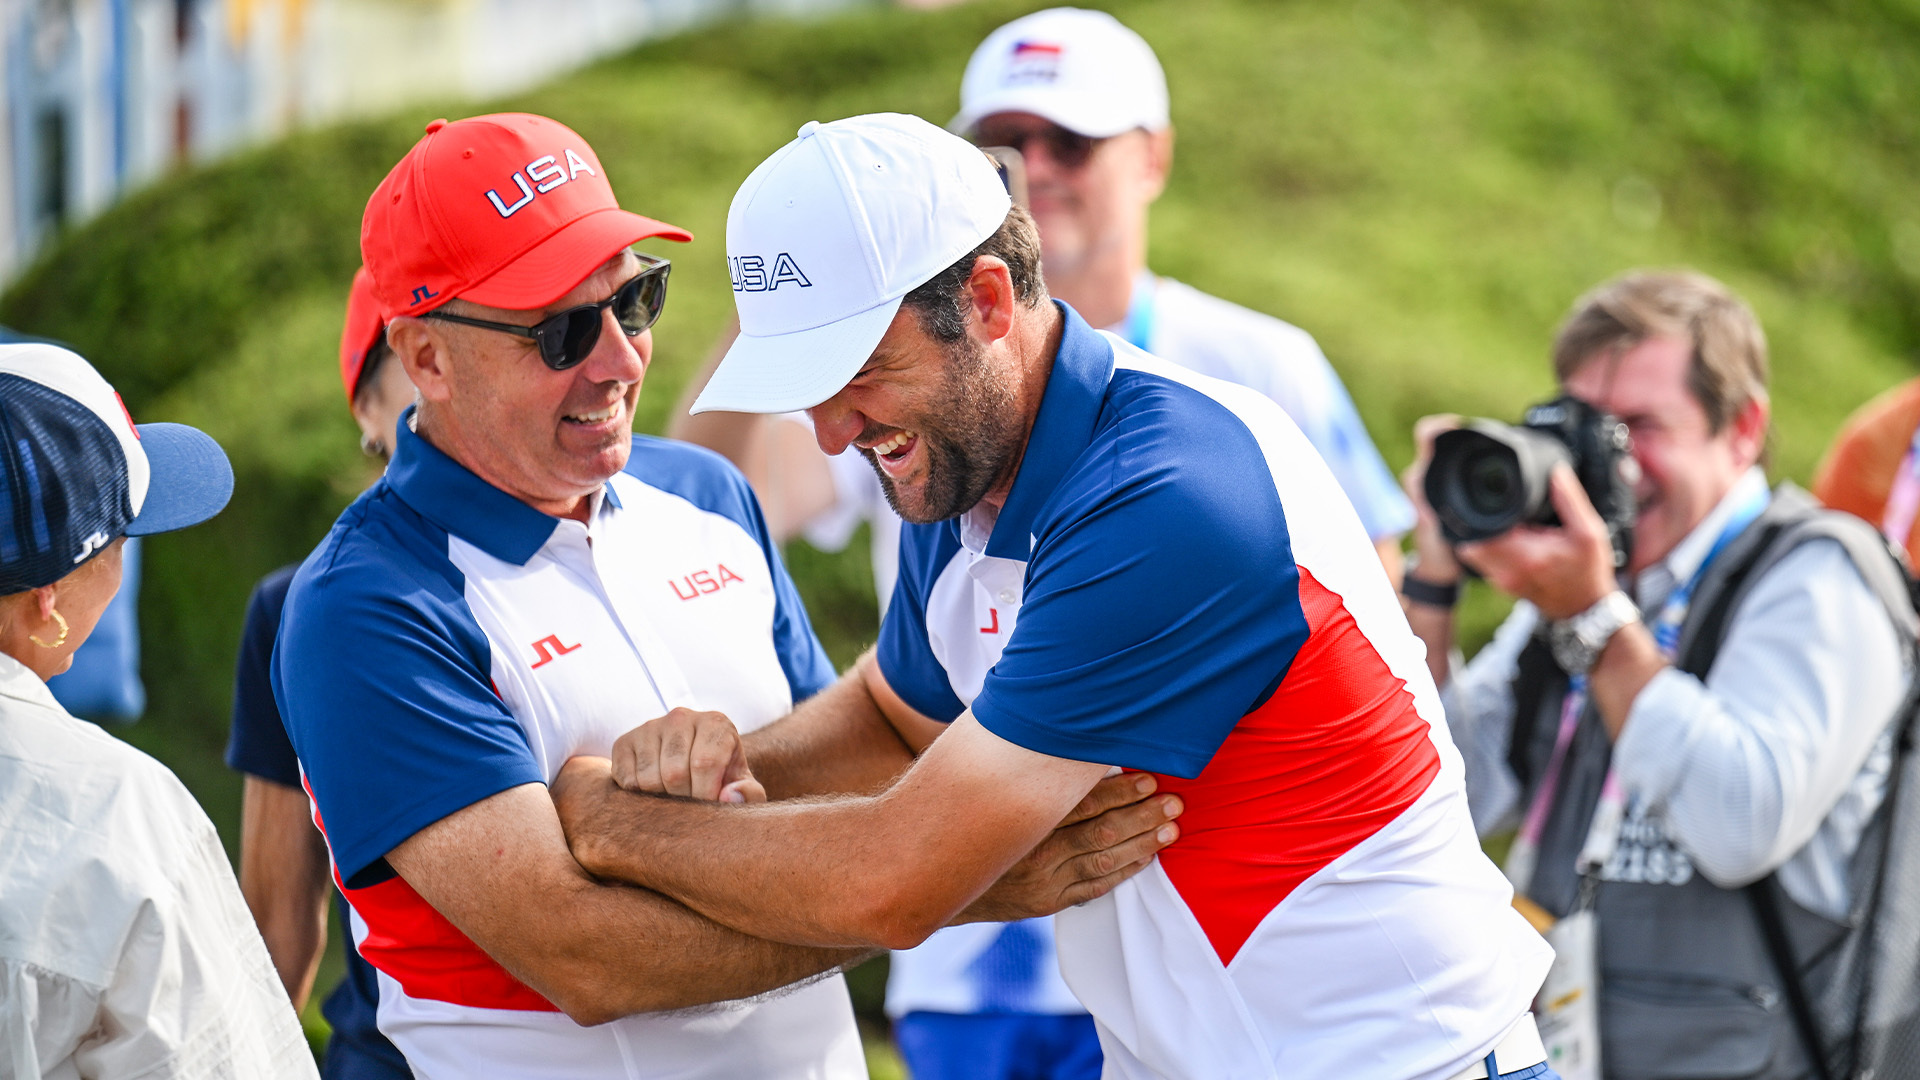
1535, 907, 1602, 1080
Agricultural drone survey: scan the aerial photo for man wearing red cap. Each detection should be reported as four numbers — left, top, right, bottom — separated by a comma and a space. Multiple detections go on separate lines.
271, 113, 1167, 1079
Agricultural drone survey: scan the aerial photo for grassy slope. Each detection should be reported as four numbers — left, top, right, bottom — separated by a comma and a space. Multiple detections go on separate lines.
4, 0, 1919, 1048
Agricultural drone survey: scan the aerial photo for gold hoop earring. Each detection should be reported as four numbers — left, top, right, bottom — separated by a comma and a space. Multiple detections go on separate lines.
29, 609, 69, 650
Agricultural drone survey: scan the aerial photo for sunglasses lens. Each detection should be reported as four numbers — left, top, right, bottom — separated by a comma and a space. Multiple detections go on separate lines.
613, 266, 669, 336
1048, 129, 1095, 168
553, 309, 604, 371
974, 124, 1096, 169
530, 260, 671, 370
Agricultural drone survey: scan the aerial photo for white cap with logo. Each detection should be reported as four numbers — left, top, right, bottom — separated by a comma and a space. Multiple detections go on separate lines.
691, 113, 1013, 416
950, 7, 1170, 139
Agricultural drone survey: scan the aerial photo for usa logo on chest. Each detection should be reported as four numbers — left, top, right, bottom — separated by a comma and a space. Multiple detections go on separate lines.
669, 563, 746, 601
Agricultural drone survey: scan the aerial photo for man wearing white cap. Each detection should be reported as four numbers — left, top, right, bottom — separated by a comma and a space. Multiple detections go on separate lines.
671, 9, 1411, 619
554, 113, 1556, 1080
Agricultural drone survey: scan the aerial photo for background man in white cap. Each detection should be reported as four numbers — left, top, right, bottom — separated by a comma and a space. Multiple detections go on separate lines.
671, 8, 1413, 629
273, 111, 1165, 1080
555, 112, 1555, 1080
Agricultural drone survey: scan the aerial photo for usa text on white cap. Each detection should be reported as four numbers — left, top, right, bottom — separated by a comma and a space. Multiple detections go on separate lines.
950, 7, 1170, 139
691, 113, 1013, 416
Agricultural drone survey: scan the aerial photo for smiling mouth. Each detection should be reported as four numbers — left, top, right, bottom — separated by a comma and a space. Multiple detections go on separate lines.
866, 430, 919, 476
564, 404, 619, 425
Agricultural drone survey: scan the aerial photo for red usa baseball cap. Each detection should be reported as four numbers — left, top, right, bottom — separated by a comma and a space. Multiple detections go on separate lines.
339, 266, 385, 403
360, 113, 692, 319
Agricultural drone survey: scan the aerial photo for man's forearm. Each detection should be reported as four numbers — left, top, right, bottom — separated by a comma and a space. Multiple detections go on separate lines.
238, 776, 332, 1008
564, 779, 953, 950
1588, 622, 1665, 740
386, 782, 865, 1026
562, 716, 1090, 951
537, 875, 871, 1019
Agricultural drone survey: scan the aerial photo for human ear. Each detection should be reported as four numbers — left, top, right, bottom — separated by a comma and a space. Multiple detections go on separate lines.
385, 317, 454, 404
966, 257, 1018, 344
1728, 394, 1770, 467
1143, 127, 1174, 201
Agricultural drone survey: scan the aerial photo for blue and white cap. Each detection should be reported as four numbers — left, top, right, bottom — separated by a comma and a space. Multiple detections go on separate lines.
0, 343, 233, 594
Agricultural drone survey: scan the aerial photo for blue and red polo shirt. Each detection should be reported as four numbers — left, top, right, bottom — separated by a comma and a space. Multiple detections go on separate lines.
878, 304, 1551, 1080
273, 417, 864, 1080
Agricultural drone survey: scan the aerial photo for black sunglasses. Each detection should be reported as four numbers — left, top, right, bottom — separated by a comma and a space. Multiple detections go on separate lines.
970, 121, 1102, 170
422, 253, 671, 371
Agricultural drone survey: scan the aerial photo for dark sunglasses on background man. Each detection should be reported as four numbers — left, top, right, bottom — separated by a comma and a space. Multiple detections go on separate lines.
422, 251, 671, 371
970, 120, 1104, 170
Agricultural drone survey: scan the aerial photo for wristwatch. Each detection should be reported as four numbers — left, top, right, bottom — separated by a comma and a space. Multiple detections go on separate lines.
1549, 591, 1641, 675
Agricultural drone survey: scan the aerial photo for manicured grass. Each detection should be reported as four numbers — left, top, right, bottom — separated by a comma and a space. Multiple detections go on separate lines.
5, 0, 1918, 1057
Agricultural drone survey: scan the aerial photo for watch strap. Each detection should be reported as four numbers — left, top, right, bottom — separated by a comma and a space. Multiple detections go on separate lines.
1402, 573, 1461, 609
1551, 591, 1640, 675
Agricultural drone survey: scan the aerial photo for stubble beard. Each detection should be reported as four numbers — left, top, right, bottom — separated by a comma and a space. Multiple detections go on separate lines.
870, 335, 1023, 525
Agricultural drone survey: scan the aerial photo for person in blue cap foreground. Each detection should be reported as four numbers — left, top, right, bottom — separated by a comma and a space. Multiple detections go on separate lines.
0, 342, 317, 1077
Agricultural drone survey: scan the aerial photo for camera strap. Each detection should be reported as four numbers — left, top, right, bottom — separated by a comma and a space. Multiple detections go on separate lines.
1647, 486, 1774, 656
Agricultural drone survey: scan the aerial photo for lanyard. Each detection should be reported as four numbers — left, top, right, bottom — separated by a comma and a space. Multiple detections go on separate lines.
1883, 422, 1920, 550
1121, 274, 1157, 352
1506, 485, 1772, 891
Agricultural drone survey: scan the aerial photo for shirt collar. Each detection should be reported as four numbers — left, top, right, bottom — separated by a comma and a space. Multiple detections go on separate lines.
0, 649, 59, 711
984, 301, 1115, 561
386, 405, 620, 566
1642, 465, 1771, 596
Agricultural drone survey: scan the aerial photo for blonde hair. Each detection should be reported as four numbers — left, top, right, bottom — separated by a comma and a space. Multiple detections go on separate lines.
1552, 269, 1769, 433
0, 542, 119, 641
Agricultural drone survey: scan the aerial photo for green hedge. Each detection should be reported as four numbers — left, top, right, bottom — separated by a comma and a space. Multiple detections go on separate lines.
3, 0, 1918, 1022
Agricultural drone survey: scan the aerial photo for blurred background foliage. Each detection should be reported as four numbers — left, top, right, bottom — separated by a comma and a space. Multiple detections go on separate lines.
5, 0, 1920, 1059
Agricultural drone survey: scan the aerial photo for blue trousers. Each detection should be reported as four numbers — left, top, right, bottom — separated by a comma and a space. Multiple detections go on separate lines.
893, 1012, 1102, 1080
893, 1010, 1559, 1080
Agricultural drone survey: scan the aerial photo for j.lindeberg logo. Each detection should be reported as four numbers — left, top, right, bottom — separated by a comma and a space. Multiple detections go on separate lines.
72, 531, 109, 563
484, 148, 598, 218
729, 253, 812, 292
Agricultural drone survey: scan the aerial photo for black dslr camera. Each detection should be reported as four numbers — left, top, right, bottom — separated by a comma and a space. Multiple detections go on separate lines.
1424, 396, 1639, 569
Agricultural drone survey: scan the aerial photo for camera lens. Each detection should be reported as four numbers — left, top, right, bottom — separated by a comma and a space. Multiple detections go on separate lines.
1427, 423, 1571, 543
1464, 451, 1520, 519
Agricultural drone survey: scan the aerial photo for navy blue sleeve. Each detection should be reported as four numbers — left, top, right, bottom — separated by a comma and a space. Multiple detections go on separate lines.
273, 528, 543, 888
876, 521, 968, 722
626, 436, 834, 701
971, 407, 1311, 779
224, 565, 302, 787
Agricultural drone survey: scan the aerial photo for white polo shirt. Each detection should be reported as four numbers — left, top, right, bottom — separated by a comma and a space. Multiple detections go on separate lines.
274, 418, 865, 1080
879, 306, 1549, 1078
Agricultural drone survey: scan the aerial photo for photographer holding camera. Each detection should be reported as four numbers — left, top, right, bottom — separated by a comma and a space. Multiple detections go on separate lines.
1404, 270, 1917, 1080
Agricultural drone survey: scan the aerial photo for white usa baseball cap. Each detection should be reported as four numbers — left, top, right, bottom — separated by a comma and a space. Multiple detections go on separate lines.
950, 8, 1170, 139
691, 113, 1012, 416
